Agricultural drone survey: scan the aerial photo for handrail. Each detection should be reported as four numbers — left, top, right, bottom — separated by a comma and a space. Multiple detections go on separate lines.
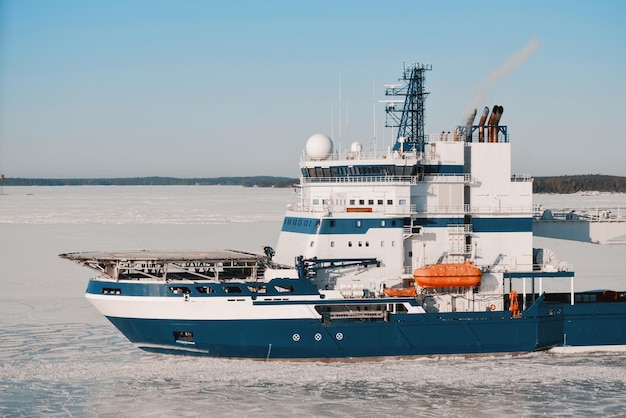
302, 173, 471, 185
301, 176, 418, 185
534, 206, 626, 222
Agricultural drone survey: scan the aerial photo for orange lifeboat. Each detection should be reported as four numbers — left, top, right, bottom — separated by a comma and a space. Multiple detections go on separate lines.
383, 287, 417, 297
413, 261, 482, 288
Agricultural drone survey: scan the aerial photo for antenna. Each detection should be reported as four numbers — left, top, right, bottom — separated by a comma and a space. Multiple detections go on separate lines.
330, 99, 334, 143
372, 73, 377, 153
339, 75, 342, 154
345, 99, 349, 146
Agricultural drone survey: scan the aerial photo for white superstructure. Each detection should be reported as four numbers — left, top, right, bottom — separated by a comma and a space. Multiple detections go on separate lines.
272, 63, 539, 313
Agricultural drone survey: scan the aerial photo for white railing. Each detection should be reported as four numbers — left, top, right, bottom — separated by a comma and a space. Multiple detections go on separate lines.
302, 176, 418, 185
301, 150, 421, 162
422, 173, 472, 183
413, 205, 466, 214
290, 203, 416, 215
534, 206, 626, 222
511, 174, 532, 182
288, 202, 533, 216
303, 173, 472, 185
463, 204, 534, 214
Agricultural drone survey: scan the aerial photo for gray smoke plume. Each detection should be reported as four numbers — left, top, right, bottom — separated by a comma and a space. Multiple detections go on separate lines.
464, 38, 541, 121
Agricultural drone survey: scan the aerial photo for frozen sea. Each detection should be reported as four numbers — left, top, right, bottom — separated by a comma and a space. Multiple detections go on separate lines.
1, 186, 626, 417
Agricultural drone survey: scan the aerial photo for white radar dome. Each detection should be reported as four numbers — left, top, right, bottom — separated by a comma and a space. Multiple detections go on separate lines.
305, 133, 333, 160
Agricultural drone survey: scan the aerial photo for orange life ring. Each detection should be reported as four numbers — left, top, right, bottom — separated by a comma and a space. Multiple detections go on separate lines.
489, 304, 496, 311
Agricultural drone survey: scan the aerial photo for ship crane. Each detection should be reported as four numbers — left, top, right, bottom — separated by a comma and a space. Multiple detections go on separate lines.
295, 256, 380, 280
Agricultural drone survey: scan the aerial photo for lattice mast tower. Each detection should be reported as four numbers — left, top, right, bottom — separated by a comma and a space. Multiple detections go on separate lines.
385, 63, 432, 153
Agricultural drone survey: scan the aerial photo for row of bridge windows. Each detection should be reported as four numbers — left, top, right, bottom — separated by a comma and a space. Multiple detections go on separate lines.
303, 165, 419, 178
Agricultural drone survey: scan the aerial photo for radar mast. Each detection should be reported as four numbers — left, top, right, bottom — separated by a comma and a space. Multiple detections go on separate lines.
384, 62, 431, 153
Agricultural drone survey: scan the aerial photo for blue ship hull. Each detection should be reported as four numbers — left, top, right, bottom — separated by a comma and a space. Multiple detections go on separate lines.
560, 303, 626, 347
84, 276, 626, 359
106, 304, 564, 359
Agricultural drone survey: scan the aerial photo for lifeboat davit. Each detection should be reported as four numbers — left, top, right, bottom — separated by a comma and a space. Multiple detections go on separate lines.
413, 261, 482, 288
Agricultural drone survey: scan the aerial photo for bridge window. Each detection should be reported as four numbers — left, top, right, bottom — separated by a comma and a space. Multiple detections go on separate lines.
224, 286, 243, 294
196, 286, 216, 294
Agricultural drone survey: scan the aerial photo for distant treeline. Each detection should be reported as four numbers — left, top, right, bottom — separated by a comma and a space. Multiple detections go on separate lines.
3, 175, 626, 193
1, 176, 299, 188
533, 175, 626, 194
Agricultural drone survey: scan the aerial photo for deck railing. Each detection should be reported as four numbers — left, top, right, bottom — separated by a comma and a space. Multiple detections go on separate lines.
289, 202, 533, 215
534, 206, 626, 222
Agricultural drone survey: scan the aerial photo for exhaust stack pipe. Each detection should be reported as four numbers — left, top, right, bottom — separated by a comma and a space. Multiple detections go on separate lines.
494, 105, 504, 124
465, 108, 477, 127
478, 106, 489, 142
489, 105, 504, 142
454, 125, 461, 141
464, 108, 477, 142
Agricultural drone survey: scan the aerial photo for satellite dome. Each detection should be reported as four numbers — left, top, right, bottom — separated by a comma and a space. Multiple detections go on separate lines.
350, 141, 362, 153
305, 133, 333, 160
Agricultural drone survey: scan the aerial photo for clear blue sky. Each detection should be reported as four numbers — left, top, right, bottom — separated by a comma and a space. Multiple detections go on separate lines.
1, 0, 624, 178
